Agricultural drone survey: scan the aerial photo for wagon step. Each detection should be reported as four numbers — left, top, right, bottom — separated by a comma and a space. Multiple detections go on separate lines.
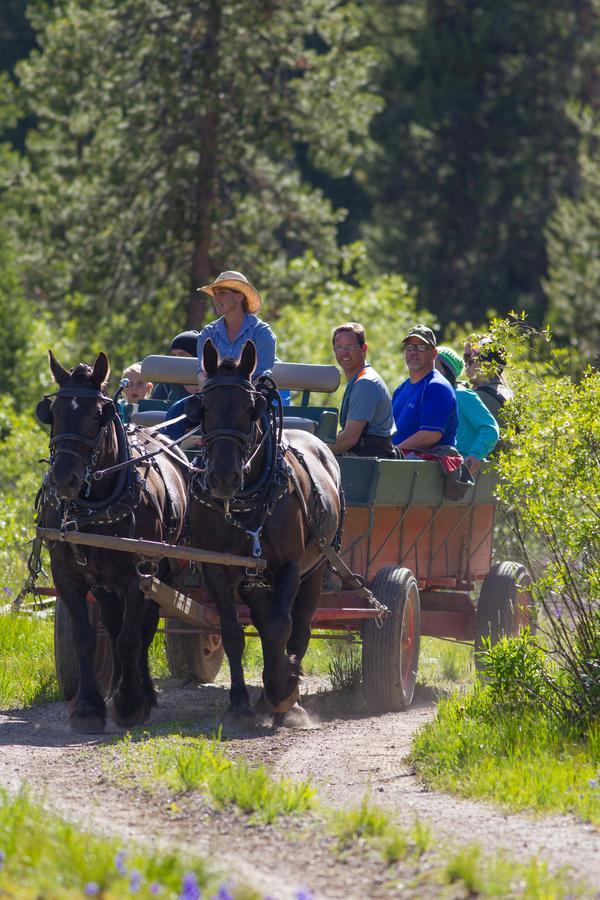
36, 527, 267, 570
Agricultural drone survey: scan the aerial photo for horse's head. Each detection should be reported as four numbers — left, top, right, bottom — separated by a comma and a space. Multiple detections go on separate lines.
37, 350, 117, 500
192, 339, 267, 501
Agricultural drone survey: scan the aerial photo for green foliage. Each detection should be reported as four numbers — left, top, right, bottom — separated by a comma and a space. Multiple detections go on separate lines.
0, 612, 60, 707
0, 402, 48, 590
410, 689, 600, 825
545, 108, 600, 357
494, 342, 600, 728
361, 0, 595, 325
276, 244, 433, 401
0, 224, 29, 406
0, 788, 226, 898
327, 641, 361, 692
477, 631, 554, 716
7, 0, 381, 368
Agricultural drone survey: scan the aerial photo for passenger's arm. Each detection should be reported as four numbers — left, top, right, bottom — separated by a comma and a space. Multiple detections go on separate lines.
396, 429, 443, 452
330, 419, 368, 455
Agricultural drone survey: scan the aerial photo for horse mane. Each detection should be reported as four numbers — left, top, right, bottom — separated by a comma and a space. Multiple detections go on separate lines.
67, 362, 109, 393
219, 357, 239, 375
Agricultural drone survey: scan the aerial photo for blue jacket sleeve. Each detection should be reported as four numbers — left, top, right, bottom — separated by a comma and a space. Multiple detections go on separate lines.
252, 321, 276, 377
459, 388, 500, 459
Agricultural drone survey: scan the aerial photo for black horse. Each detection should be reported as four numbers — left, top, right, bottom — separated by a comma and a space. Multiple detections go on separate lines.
188, 340, 343, 724
36, 351, 188, 732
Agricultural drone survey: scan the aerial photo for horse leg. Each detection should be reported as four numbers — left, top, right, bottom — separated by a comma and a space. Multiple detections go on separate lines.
139, 599, 160, 709
204, 564, 253, 723
93, 587, 123, 698
276, 563, 325, 728
258, 561, 301, 712
286, 563, 324, 663
109, 582, 154, 728
55, 573, 106, 733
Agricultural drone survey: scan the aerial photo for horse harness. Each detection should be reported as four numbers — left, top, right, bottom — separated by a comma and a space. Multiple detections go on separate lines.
35, 385, 186, 568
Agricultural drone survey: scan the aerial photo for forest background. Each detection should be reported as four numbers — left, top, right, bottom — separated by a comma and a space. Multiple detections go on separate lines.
1, 0, 600, 408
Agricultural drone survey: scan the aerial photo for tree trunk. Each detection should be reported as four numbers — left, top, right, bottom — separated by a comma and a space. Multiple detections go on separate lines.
188, 0, 221, 329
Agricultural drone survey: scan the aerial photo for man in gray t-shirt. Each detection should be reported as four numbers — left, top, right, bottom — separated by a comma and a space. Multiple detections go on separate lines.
329, 322, 395, 458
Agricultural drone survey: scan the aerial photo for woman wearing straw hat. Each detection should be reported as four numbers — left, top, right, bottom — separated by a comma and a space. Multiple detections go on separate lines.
163, 271, 288, 443
195, 271, 278, 382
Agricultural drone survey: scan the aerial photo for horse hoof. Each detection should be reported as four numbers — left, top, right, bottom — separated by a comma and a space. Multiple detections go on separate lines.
69, 714, 106, 734
107, 697, 151, 729
279, 703, 313, 729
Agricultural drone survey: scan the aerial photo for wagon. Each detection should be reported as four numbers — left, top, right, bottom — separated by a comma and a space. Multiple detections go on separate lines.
42, 357, 533, 711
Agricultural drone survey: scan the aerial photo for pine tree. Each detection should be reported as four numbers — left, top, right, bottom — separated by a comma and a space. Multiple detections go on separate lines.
8, 0, 380, 358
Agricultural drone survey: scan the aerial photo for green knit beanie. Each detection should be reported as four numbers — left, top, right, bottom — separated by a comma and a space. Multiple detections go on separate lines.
437, 346, 464, 379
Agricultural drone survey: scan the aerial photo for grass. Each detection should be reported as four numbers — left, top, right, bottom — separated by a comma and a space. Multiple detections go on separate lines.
329, 798, 580, 898
410, 687, 600, 826
0, 787, 261, 899
0, 612, 61, 708
103, 729, 316, 824
417, 636, 474, 692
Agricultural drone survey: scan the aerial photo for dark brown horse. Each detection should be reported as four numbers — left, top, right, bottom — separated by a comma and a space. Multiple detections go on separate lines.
36, 351, 188, 732
188, 340, 343, 724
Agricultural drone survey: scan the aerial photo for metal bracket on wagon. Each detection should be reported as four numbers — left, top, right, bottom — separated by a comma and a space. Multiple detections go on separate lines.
317, 537, 389, 625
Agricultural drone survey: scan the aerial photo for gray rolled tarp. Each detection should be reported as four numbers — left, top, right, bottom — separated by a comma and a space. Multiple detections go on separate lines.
141, 356, 340, 393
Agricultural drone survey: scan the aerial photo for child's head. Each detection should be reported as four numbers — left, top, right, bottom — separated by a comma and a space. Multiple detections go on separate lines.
121, 362, 152, 404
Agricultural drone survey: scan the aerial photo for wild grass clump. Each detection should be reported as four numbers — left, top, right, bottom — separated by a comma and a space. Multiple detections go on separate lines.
0, 611, 60, 708
106, 731, 316, 823
0, 788, 221, 898
328, 641, 361, 691
410, 642, 600, 824
418, 637, 473, 691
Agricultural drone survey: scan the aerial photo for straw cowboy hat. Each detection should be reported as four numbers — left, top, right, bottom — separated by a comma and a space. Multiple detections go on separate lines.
198, 270, 262, 314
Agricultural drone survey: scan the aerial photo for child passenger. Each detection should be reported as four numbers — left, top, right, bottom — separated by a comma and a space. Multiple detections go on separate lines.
119, 362, 153, 422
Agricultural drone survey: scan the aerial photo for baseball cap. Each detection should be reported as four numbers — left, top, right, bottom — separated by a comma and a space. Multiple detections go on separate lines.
402, 325, 437, 348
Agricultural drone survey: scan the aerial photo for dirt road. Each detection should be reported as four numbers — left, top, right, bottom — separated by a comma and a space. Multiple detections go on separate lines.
0, 677, 598, 898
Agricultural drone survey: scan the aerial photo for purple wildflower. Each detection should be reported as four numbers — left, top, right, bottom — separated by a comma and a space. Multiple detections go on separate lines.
129, 871, 142, 893
84, 884, 100, 896
0, 849, 4, 869
179, 872, 201, 900
212, 885, 233, 900
150, 884, 161, 895
295, 890, 315, 900
3, 587, 11, 595
115, 850, 128, 875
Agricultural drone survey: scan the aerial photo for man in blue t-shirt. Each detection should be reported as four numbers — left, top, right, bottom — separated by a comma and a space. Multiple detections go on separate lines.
392, 325, 458, 452
330, 322, 395, 458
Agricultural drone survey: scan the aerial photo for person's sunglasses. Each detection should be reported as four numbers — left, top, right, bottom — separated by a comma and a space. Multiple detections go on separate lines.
404, 342, 429, 353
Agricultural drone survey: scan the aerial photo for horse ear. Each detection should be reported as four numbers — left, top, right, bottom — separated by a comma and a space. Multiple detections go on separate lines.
203, 339, 219, 377
48, 350, 69, 387
91, 352, 110, 389
238, 341, 257, 380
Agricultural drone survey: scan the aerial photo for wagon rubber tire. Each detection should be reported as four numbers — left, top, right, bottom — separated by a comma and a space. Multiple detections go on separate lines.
474, 561, 534, 670
165, 615, 224, 683
362, 566, 421, 713
54, 595, 113, 700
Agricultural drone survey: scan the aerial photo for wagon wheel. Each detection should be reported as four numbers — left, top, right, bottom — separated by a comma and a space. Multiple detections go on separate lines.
164, 613, 224, 683
54, 594, 113, 700
362, 566, 421, 713
474, 561, 534, 670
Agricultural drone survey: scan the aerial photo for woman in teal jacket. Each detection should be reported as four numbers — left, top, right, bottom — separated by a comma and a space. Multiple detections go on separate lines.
435, 346, 499, 475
